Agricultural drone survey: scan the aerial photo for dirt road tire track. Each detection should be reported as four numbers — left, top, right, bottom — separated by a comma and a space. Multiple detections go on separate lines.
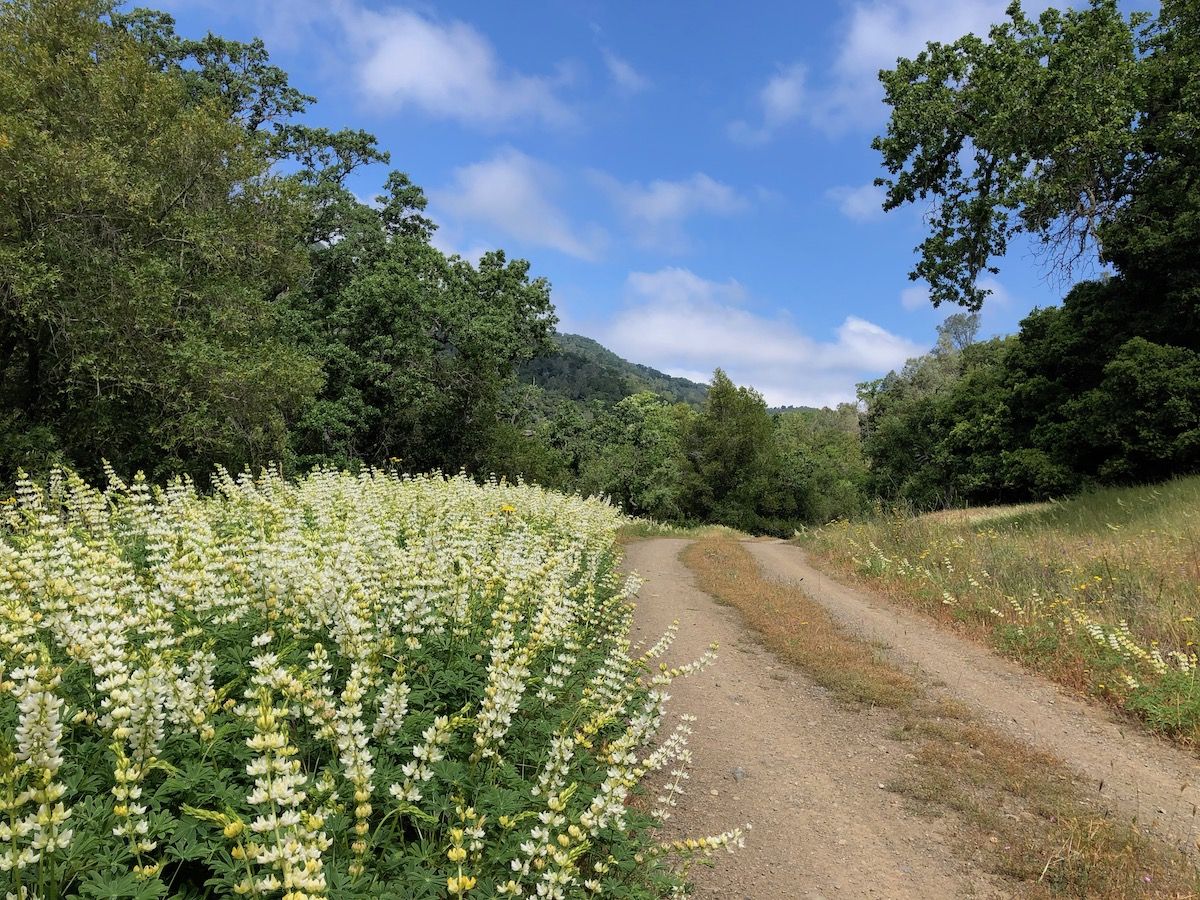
744, 540, 1200, 855
623, 538, 1009, 899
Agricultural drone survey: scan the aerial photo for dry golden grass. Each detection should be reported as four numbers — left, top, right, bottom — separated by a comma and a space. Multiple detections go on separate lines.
805, 477, 1200, 743
918, 502, 1054, 525
617, 520, 748, 544
682, 536, 918, 709
683, 534, 1198, 898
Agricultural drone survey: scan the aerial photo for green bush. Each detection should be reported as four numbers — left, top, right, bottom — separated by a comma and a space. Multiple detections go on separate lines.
0, 468, 740, 898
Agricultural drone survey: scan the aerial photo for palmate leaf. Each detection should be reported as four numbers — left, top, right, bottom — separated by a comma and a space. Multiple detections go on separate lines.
79, 870, 169, 900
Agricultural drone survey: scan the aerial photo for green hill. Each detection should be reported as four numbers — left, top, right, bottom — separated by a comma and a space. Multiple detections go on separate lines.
521, 333, 709, 405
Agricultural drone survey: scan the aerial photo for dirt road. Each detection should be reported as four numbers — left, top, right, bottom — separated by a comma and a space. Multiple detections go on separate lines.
745, 540, 1200, 852
623, 538, 1199, 899
624, 538, 1007, 899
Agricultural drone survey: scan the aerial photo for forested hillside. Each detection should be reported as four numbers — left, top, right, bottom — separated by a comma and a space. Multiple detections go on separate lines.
522, 333, 709, 406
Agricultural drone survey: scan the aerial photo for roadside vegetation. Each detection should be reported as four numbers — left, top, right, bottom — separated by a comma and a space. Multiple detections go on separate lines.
0, 467, 740, 898
617, 520, 747, 543
804, 477, 1200, 743
683, 535, 1198, 898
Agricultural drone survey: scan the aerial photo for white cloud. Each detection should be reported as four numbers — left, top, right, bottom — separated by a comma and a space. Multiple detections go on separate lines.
431, 149, 605, 260
341, 6, 573, 128
728, 63, 806, 144
625, 267, 749, 307
760, 64, 807, 125
828, 182, 887, 222
602, 50, 650, 93
597, 267, 924, 407
163, 1, 578, 129
593, 173, 749, 251
735, 1, 1054, 139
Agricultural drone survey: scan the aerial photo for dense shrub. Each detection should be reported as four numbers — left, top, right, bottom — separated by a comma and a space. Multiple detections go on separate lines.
0, 468, 740, 898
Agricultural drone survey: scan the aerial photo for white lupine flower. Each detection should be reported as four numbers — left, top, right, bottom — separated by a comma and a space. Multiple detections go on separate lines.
373, 666, 410, 738
241, 679, 330, 896
3, 659, 73, 872
388, 713, 456, 806
2, 467, 744, 896
640, 621, 680, 661
12, 666, 65, 772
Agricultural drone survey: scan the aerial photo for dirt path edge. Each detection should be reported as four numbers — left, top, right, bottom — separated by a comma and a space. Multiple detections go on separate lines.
744, 540, 1200, 855
623, 537, 1009, 899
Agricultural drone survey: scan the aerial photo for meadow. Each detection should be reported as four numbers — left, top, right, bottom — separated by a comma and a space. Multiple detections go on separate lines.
804, 476, 1200, 743
0, 467, 739, 899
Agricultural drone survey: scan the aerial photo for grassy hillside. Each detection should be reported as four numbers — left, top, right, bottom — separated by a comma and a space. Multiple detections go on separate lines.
521, 332, 709, 405
803, 476, 1200, 743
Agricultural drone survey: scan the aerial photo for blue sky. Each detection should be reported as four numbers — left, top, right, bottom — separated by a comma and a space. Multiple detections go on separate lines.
153, 0, 1141, 407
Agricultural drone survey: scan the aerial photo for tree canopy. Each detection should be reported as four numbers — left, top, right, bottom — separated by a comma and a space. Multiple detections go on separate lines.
873, 0, 1198, 310
0, 0, 322, 477
0, 0, 555, 482
854, 0, 1200, 508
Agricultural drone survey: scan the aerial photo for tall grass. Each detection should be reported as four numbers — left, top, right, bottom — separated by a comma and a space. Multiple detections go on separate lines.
617, 520, 747, 542
804, 477, 1200, 743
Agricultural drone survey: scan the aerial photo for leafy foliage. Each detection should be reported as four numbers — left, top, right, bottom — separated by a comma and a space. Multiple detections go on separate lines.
553, 372, 868, 534
858, 283, 1200, 510
0, 0, 320, 481
291, 235, 555, 473
577, 393, 693, 522
0, 1, 555, 486
875, 0, 1150, 308
0, 467, 742, 898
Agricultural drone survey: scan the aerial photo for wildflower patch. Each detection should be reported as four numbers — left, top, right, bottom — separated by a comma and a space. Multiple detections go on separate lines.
0, 467, 737, 898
